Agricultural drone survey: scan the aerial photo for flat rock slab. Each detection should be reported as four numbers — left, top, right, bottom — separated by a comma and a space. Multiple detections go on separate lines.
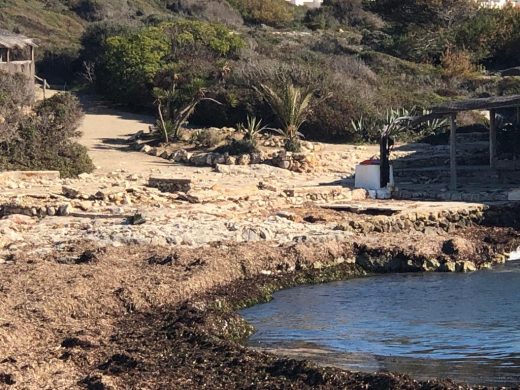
321, 203, 403, 216
148, 177, 192, 193
0, 171, 60, 182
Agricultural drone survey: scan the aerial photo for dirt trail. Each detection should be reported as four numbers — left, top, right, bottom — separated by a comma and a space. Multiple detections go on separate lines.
77, 96, 179, 174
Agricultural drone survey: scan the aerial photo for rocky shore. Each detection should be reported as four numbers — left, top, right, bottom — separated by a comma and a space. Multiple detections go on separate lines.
1, 170, 520, 389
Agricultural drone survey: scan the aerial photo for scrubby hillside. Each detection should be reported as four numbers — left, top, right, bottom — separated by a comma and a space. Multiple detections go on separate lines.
2, 0, 520, 143
0, 0, 169, 48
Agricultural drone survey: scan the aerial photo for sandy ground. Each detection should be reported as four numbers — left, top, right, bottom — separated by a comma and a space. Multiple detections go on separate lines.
75, 94, 383, 191
77, 97, 166, 174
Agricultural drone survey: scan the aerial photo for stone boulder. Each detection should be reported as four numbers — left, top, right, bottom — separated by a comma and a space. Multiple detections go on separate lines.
170, 149, 191, 163
241, 227, 272, 241
456, 261, 477, 272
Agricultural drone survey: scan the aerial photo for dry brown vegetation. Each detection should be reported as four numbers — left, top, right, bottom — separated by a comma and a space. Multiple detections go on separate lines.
0, 222, 517, 389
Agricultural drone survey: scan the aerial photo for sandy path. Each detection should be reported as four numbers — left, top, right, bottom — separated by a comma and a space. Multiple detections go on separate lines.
77, 96, 181, 174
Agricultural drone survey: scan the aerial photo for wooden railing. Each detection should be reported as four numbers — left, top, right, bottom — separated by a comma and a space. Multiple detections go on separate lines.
35, 75, 50, 100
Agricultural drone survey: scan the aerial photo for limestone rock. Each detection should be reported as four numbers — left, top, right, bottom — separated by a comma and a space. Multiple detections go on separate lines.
241, 227, 272, 241
3, 214, 35, 225
140, 144, 153, 154
170, 149, 191, 163
225, 155, 237, 165
439, 261, 456, 272
422, 258, 440, 272
62, 186, 80, 199
189, 153, 209, 167
456, 261, 477, 273
237, 154, 251, 166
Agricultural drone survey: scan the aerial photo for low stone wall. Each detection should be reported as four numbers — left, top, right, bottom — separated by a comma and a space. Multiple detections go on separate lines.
283, 186, 367, 205
394, 188, 509, 202
141, 145, 319, 173
328, 202, 520, 235
0, 202, 70, 217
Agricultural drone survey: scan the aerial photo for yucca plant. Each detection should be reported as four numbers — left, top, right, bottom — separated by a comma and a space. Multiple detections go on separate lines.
257, 83, 330, 152
418, 108, 449, 135
237, 115, 269, 146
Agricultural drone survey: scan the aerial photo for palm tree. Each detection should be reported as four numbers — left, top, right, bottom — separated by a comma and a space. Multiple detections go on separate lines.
258, 83, 330, 152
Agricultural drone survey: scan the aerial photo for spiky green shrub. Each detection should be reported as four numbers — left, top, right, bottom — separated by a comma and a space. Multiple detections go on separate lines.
257, 83, 330, 151
237, 116, 268, 145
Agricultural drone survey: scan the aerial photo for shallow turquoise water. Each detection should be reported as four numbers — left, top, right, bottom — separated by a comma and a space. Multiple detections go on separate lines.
240, 260, 520, 386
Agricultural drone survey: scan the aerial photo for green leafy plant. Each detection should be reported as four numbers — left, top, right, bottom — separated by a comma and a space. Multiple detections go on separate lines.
257, 83, 330, 152
237, 115, 269, 145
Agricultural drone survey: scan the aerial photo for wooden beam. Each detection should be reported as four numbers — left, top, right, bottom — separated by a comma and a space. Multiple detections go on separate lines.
450, 114, 457, 191
489, 109, 497, 168
30, 46, 35, 81
380, 132, 390, 189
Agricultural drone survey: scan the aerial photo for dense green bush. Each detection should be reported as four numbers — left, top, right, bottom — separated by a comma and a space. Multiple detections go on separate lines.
0, 75, 94, 177
454, 6, 520, 67
0, 72, 33, 144
96, 20, 244, 108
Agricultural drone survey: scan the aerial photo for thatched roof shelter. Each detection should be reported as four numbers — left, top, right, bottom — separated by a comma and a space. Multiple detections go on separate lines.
0, 29, 37, 89
0, 29, 37, 50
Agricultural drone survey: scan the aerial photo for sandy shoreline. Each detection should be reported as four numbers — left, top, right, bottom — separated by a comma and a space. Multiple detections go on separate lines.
1, 198, 519, 388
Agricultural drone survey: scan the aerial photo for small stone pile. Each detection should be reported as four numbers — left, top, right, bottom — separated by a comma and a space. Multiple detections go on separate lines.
271, 150, 319, 173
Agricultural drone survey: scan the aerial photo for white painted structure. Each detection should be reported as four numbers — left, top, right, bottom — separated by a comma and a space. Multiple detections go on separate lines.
285, 0, 323, 8
354, 164, 394, 191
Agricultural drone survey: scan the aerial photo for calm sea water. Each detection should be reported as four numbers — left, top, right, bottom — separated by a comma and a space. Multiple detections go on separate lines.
240, 260, 520, 386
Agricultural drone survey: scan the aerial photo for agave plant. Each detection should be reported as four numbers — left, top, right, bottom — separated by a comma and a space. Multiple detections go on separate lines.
257, 83, 331, 152
418, 108, 449, 135
237, 115, 269, 145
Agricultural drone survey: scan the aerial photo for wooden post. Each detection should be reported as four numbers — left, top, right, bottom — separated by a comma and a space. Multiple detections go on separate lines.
489, 109, 497, 168
380, 132, 390, 189
450, 114, 457, 191
6, 48, 9, 63
30, 46, 35, 79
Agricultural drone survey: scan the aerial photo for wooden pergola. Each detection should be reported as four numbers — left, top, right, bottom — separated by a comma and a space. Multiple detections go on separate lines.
0, 29, 37, 80
422, 95, 520, 190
